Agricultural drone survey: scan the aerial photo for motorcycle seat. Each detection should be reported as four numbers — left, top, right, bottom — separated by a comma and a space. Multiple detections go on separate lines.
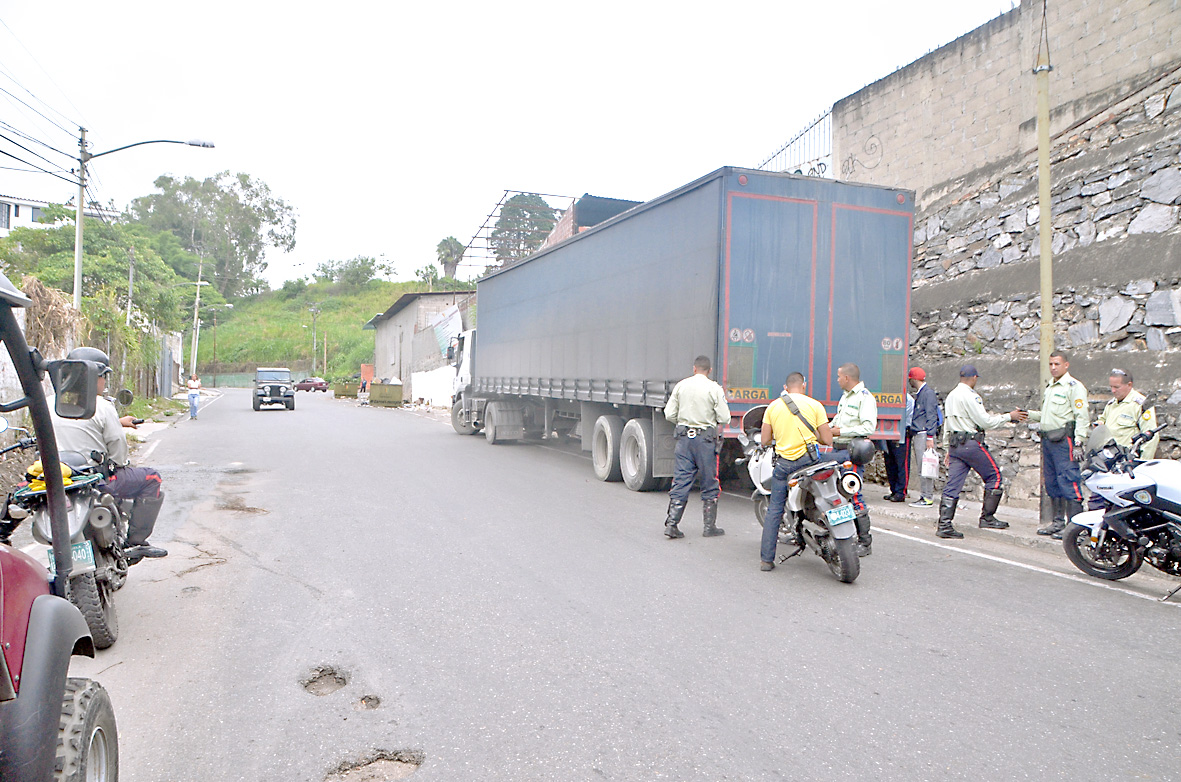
788, 459, 842, 481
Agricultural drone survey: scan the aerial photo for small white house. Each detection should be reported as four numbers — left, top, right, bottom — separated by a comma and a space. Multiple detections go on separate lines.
0, 194, 119, 239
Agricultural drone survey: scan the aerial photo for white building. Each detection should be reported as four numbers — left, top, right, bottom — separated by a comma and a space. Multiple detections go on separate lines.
0, 194, 119, 239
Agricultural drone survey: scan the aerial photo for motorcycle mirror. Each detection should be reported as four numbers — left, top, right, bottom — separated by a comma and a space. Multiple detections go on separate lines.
46, 359, 99, 420
116, 389, 134, 407
737, 432, 749, 447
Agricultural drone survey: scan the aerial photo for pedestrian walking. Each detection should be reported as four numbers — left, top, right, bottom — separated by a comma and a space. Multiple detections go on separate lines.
936, 365, 1028, 538
828, 362, 877, 556
758, 372, 833, 570
905, 366, 940, 507
882, 391, 913, 502
1089, 368, 1159, 510
1027, 351, 1089, 539
662, 355, 731, 540
187, 373, 202, 420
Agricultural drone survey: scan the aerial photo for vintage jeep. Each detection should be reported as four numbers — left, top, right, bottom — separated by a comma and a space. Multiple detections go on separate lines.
253, 367, 295, 411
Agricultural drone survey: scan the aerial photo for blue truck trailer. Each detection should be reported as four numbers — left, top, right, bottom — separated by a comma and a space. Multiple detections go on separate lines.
450, 166, 914, 491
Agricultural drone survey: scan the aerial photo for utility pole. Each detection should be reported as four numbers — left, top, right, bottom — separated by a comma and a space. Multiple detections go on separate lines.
73, 128, 87, 310
1035, 0, 1054, 525
125, 246, 135, 326
310, 305, 321, 375
190, 256, 204, 378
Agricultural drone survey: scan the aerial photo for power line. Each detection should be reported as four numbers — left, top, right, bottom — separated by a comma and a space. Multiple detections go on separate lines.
0, 131, 72, 173
0, 84, 74, 136
0, 19, 87, 128
0, 147, 78, 186
0, 119, 75, 160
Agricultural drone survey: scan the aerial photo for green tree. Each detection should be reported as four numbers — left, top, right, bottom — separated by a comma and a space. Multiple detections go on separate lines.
129, 171, 297, 298
314, 256, 389, 286
488, 194, 556, 270
435, 236, 465, 278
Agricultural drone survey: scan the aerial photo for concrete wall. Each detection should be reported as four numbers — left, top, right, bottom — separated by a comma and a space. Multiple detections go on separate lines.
372, 292, 475, 402
833, 0, 1181, 209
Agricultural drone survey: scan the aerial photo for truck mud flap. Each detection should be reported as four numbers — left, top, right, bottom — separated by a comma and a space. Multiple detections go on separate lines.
652, 412, 674, 478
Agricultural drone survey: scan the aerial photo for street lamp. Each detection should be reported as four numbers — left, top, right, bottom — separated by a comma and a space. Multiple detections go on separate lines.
309, 305, 321, 375
74, 130, 215, 309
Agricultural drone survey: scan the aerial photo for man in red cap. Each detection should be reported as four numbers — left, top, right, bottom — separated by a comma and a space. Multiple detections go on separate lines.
905, 366, 941, 507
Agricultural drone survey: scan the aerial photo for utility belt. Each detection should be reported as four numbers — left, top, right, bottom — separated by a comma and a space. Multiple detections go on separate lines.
948, 431, 985, 448
675, 425, 718, 442
1041, 421, 1076, 443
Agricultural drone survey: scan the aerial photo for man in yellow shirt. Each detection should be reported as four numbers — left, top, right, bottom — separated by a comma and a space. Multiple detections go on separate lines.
758, 372, 832, 570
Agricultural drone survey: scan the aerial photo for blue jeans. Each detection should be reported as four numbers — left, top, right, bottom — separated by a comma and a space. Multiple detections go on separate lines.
762, 453, 815, 563
188, 393, 199, 418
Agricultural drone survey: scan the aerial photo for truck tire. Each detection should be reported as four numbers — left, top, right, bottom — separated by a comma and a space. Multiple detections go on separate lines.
592, 415, 625, 482
56, 678, 118, 782
68, 572, 118, 650
621, 418, 659, 491
484, 402, 504, 445
451, 400, 478, 435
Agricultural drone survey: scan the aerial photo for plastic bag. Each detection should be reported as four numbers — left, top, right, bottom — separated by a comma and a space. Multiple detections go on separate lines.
921, 447, 939, 479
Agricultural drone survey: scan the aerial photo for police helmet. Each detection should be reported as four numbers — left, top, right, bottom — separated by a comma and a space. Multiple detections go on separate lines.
66, 346, 113, 377
848, 439, 875, 466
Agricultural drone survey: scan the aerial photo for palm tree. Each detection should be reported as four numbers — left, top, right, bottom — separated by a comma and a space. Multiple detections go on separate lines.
436, 236, 465, 279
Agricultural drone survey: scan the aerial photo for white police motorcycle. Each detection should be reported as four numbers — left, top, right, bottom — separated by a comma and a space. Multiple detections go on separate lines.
737, 406, 867, 583
1062, 422, 1180, 590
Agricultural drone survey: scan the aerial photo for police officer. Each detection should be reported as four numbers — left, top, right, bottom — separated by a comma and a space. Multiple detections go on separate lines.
828, 363, 877, 556
759, 372, 833, 570
49, 347, 168, 562
1089, 368, 1159, 510
662, 355, 730, 539
936, 365, 1028, 538
1027, 351, 1089, 539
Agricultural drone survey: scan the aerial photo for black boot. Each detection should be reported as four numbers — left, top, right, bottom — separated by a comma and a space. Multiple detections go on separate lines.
1037, 497, 1065, 537
854, 510, 872, 556
125, 492, 168, 563
978, 488, 1008, 529
702, 498, 724, 537
936, 496, 964, 539
1055, 499, 1082, 540
664, 499, 687, 539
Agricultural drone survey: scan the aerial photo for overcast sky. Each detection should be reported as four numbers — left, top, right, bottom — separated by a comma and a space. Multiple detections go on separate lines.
0, 1, 1015, 287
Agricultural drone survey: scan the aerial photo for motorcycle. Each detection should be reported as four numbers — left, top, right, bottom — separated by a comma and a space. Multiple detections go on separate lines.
1062, 422, 1180, 591
737, 406, 867, 583
1, 419, 135, 649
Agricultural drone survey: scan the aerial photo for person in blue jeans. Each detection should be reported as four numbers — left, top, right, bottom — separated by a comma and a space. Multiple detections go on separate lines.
187, 373, 202, 419
759, 372, 833, 570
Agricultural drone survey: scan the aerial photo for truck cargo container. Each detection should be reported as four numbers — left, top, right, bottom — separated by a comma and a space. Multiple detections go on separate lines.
450, 166, 913, 491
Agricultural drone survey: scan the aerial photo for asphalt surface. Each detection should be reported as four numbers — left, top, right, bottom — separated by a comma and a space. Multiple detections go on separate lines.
56, 389, 1181, 781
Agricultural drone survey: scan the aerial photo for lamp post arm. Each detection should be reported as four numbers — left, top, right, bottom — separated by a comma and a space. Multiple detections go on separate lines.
86, 139, 215, 161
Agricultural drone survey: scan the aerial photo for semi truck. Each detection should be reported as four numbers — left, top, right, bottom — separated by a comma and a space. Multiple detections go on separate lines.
450, 166, 914, 491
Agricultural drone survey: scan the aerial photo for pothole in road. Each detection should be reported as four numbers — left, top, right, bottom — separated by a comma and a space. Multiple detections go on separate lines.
180, 586, 202, 596
325, 750, 423, 781
216, 494, 269, 514
302, 665, 347, 696
355, 695, 381, 710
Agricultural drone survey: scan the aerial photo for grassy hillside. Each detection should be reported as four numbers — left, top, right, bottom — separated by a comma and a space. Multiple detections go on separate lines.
195, 279, 466, 380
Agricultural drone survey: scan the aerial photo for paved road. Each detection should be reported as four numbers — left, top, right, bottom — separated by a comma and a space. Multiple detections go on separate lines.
67, 389, 1181, 781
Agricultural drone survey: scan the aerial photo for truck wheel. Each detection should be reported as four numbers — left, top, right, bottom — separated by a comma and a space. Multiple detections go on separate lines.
592, 415, 625, 482
68, 572, 118, 650
252, 396, 260, 411
484, 402, 504, 445
621, 418, 659, 491
451, 400, 477, 435
56, 678, 118, 782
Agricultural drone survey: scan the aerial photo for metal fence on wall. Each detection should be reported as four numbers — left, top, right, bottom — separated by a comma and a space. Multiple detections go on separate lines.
757, 109, 833, 177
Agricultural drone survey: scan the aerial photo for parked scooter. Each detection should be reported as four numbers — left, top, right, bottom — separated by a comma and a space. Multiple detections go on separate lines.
0, 271, 119, 781
738, 406, 867, 583
1062, 422, 1180, 592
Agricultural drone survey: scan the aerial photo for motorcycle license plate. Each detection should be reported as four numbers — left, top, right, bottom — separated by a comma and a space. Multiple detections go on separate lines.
825, 505, 856, 526
45, 541, 96, 576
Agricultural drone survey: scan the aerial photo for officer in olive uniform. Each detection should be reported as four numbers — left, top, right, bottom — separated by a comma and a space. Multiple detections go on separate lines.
1090, 368, 1159, 510
1027, 351, 1089, 539
936, 365, 1028, 538
663, 355, 731, 539
828, 363, 878, 556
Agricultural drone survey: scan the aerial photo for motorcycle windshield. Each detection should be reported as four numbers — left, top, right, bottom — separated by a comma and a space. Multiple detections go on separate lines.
1088, 424, 1114, 453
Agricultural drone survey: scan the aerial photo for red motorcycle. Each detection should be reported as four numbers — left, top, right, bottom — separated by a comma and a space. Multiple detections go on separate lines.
0, 273, 119, 781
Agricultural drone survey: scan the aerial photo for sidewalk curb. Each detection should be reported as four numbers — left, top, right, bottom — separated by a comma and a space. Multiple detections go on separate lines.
866, 496, 1063, 554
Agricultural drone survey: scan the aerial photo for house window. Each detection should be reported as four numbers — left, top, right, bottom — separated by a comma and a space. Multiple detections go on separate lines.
12, 205, 18, 217
0, 203, 10, 230
29, 207, 43, 223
